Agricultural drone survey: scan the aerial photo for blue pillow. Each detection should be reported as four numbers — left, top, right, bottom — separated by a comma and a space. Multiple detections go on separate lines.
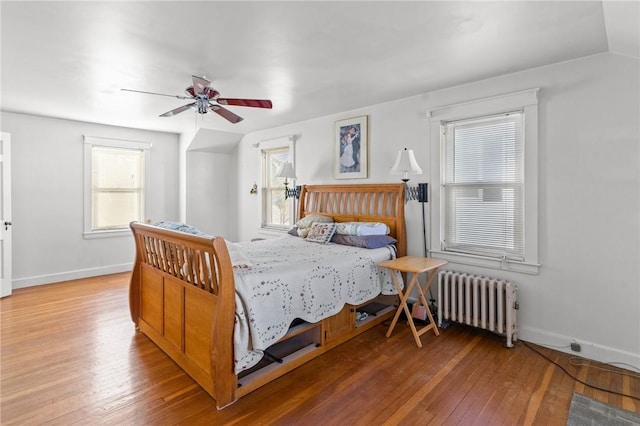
331, 234, 397, 249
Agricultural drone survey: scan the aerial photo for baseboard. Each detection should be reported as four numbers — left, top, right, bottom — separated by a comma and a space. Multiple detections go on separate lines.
519, 326, 640, 373
12, 263, 133, 289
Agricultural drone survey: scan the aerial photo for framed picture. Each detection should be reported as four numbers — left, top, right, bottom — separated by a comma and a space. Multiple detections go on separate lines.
334, 115, 368, 179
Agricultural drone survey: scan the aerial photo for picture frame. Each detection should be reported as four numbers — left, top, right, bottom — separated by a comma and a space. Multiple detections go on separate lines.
334, 115, 368, 179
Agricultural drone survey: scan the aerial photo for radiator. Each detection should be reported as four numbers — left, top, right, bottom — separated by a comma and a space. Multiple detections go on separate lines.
437, 270, 518, 347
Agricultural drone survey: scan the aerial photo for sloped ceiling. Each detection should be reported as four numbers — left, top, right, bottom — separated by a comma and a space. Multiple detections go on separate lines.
1, 1, 638, 142
602, 0, 640, 57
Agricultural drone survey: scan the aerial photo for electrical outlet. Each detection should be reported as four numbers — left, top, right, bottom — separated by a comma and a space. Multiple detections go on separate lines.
570, 342, 581, 352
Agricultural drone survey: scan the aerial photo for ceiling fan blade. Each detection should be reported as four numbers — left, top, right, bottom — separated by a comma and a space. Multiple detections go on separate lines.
210, 104, 244, 123
121, 88, 191, 99
216, 98, 273, 109
159, 102, 196, 117
191, 75, 212, 94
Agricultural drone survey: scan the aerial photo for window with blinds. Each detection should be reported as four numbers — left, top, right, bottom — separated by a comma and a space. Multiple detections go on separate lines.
442, 111, 524, 260
91, 146, 145, 230
83, 136, 151, 237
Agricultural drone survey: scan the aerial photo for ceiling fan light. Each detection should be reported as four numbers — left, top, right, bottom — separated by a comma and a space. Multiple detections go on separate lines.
128, 74, 271, 123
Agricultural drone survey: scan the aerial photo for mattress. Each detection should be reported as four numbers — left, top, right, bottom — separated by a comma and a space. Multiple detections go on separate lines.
230, 235, 399, 373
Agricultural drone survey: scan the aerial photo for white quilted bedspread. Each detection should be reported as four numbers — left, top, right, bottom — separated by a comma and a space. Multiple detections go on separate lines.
230, 235, 399, 373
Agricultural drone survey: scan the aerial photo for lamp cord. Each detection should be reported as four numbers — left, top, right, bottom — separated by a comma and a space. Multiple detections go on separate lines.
522, 341, 640, 400
422, 202, 428, 258
422, 201, 436, 303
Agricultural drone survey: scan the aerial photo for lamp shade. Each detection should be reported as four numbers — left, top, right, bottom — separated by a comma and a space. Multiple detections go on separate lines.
276, 161, 297, 180
390, 148, 422, 178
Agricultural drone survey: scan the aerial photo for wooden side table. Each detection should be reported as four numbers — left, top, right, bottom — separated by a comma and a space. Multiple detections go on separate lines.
378, 256, 448, 348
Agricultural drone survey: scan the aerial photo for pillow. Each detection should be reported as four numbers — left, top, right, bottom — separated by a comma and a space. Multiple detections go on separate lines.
295, 214, 333, 229
305, 222, 337, 244
154, 221, 208, 236
334, 222, 390, 236
331, 234, 397, 249
287, 226, 310, 238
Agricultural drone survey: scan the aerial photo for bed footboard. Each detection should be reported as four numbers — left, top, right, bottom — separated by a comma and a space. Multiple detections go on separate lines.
129, 222, 237, 409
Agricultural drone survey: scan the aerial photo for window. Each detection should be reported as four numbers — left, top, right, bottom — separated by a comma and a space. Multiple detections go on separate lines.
262, 147, 291, 228
442, 112, 524, 259
260, 136, 295, 231
429, 89, 539, 274
83, 136, 151, 238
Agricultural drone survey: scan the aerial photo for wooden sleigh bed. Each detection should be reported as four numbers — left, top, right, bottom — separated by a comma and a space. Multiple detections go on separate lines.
129, 183, 407, 409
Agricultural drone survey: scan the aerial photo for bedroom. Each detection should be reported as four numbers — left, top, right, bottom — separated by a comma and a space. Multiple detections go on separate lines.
1, 1, 639, 423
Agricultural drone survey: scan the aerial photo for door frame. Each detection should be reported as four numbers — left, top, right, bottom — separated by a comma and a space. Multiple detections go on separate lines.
1, 132, 12, 298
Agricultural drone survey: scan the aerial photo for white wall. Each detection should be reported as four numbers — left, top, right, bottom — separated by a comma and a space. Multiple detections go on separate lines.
185, 150, 231, 238
178, 129, 197, 223
182, 127, 242, 240
233, 52, 640, 368
1, 112, 180, 287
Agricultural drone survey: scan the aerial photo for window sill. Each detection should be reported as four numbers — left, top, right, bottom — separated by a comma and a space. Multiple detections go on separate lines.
429, 250, 540, 275
83, 229, 131, 240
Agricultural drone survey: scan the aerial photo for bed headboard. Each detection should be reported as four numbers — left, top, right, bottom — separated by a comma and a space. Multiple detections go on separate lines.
298, 183, 407, 257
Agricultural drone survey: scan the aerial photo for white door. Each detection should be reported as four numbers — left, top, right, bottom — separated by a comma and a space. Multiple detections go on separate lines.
0, 132, 12, 298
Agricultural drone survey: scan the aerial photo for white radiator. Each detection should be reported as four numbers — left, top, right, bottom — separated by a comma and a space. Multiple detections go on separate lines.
437, 270, 518, 347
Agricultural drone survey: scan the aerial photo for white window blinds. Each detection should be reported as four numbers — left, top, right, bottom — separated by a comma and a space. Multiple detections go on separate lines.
83, 136, 151, 236
442, 111, 524, 260
91, 145, 145, 230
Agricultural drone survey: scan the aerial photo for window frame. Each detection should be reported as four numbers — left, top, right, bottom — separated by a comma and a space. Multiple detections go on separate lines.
442, 111, 524, 259
259, 135, 296, 232
83, 136, 151, 239
428, 89, 540, 274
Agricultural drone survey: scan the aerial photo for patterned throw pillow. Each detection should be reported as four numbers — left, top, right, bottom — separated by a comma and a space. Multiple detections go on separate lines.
305, 222, 337, 244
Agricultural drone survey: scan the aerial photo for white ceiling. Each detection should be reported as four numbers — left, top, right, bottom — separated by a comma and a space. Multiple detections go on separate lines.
1, 1, 638, 137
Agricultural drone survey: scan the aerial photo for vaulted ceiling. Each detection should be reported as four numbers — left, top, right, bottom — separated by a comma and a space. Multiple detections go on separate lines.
1, 1, 638, 136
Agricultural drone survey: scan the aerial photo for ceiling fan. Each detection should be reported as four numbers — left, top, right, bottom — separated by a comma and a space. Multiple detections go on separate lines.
121, 75, 272, 124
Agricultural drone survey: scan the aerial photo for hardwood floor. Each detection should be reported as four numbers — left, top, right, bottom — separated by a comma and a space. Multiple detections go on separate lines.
1, 273, 638, 425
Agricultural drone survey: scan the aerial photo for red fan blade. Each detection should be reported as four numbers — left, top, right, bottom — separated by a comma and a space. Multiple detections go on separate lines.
216, 98, 273, 109
159, 102, 196, 117
210, 104, 244, 123
192, 75, 211, 95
